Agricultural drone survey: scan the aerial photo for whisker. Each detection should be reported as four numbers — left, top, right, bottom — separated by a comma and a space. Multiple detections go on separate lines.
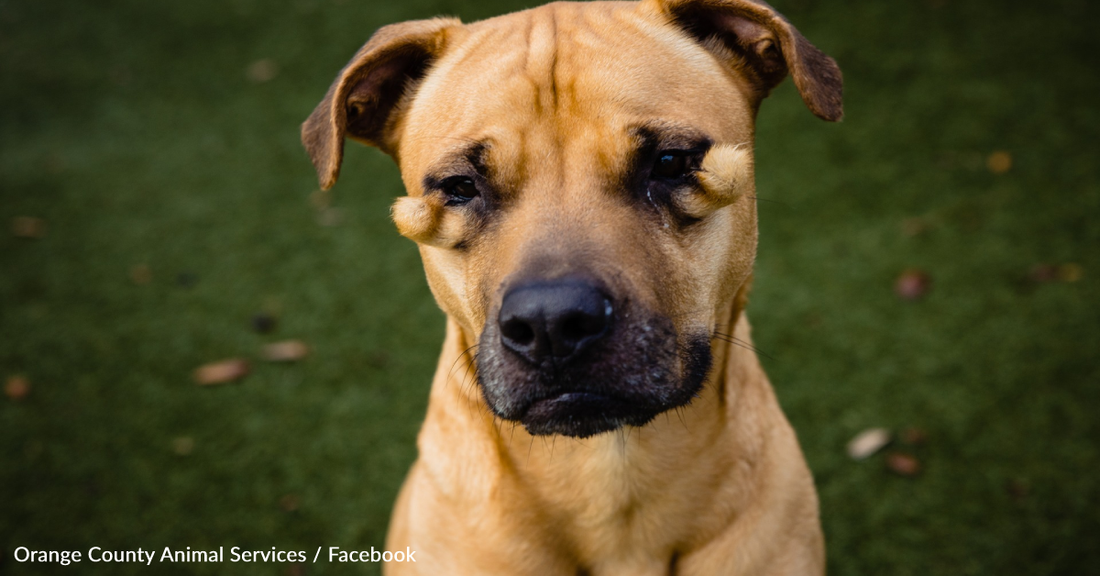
459, 350, 480, 396
448, 344, 479, 382
713, 331, 776, 361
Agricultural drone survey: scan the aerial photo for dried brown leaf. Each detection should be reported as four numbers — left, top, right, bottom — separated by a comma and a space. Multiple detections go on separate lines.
895, 269, 932, 300
246, 58, 279, 83
847, 428, 892, 460
5, 375, 30, 400
987, 151, 1012, 174
12, 216, 46, 239
262, 340, 310, 362
885, 452, 922, 477
194, 358, 251, 385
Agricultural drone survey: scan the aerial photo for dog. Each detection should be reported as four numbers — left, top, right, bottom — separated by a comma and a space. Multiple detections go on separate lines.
302, 0, 841, 573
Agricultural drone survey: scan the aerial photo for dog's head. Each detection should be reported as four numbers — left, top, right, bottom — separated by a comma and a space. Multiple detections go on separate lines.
302, 0, 841, 438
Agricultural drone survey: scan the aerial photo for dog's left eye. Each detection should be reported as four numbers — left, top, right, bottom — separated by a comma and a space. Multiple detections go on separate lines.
651, 151, 694, 180
442, 176, 480, 205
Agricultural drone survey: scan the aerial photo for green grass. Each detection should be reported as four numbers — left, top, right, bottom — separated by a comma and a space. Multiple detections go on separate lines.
2, 0, 1098, 574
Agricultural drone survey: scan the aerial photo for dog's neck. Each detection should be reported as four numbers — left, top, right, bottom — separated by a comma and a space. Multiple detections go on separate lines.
415, 282, 777, 561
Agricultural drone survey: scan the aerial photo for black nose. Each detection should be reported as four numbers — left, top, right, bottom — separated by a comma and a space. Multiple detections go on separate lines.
498, 280, 613, 364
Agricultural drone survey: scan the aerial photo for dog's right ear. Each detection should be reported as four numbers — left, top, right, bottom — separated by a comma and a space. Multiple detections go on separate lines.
301, 17, 460, 190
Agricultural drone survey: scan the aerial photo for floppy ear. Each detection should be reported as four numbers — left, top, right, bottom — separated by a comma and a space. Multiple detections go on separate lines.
645, 0, 842, 121
301, 17, 460, 190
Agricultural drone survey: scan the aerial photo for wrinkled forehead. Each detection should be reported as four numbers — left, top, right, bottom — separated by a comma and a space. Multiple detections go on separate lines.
398, 1, 754, 181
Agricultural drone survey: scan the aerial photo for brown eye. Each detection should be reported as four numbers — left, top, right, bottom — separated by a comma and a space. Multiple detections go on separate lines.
651, 152, 691, 180
442, 176, 479, 204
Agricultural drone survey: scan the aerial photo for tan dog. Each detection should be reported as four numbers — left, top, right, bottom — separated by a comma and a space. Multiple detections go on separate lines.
302, 0, 841, 573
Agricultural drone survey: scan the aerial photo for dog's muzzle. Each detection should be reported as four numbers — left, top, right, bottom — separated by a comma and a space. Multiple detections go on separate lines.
475, 277, 713, 438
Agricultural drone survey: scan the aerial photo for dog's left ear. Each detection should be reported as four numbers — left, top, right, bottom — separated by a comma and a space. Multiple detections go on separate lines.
301, 17, 460, 190
645, 0, 842, 121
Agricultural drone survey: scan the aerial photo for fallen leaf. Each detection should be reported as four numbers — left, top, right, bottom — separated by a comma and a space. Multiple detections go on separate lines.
279, 494, 300, 512
1029, 264, 1058, 283
901, 427, 928, 446
130, 264, 152, 285
847, 428, 891, 460
246, 58, 279, 83
885, 452, 922, 476
263, 340, 310, 362
1058, 263, 1082, 283
194, 358, 250, 385
895, 269, 932, 300
172, 436, 194, 456
5, 375, 30, 400
987, 150, 1012, 174
11, 216, 46, 239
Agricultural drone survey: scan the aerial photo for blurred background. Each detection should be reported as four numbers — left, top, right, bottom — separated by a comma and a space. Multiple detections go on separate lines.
1, 0, 1098, 574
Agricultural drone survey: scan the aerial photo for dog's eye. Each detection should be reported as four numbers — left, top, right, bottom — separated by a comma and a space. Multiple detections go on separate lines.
651, 152, 693, 180
442, 176, 480, 205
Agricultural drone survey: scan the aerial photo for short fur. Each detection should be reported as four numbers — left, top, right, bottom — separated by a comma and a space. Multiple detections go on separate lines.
302, 0, 841, 574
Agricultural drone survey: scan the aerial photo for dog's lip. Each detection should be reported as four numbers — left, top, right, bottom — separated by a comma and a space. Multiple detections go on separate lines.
521, 390, 632, 423
526, 391, 611, 414
516, 390, 665, 438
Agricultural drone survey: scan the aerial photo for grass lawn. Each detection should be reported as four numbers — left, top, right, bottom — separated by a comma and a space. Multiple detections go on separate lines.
2, 0, 1098, 574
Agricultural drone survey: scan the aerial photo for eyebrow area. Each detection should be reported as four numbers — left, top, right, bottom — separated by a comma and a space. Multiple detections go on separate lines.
421, 141, 489, 191
629, 121, 713, 154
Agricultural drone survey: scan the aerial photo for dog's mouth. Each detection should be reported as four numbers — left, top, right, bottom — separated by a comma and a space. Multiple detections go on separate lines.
475, 305, 713, 438
519, 391, 662, 438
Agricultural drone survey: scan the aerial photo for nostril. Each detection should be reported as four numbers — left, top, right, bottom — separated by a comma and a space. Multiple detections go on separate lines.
547, 295, 612, 358
500, 318, 536, 346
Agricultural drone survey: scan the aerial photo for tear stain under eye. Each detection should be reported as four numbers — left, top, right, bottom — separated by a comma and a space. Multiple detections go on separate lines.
645, 185, 671, 229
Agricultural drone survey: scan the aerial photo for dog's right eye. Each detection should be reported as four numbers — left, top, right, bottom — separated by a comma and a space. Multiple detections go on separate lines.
652, 152, 689, 179
442, 176, 480, 205
650, 150, 702, 182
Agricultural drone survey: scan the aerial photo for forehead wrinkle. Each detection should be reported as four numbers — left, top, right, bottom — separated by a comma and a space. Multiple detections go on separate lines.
524, 7, 559, 115
531, 4, 639, 203
441, 7, 567, 200
549, 7, 659, 200
514, 6, 567, 198
546, 7, 738, 203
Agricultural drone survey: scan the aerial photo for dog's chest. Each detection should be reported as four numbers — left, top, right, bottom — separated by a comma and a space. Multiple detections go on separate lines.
515, 434, 701, 566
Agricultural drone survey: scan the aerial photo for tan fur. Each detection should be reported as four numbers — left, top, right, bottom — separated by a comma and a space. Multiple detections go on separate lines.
391, 196, 466, 247
302, 1, 842, 574
680, 144, 754, 218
